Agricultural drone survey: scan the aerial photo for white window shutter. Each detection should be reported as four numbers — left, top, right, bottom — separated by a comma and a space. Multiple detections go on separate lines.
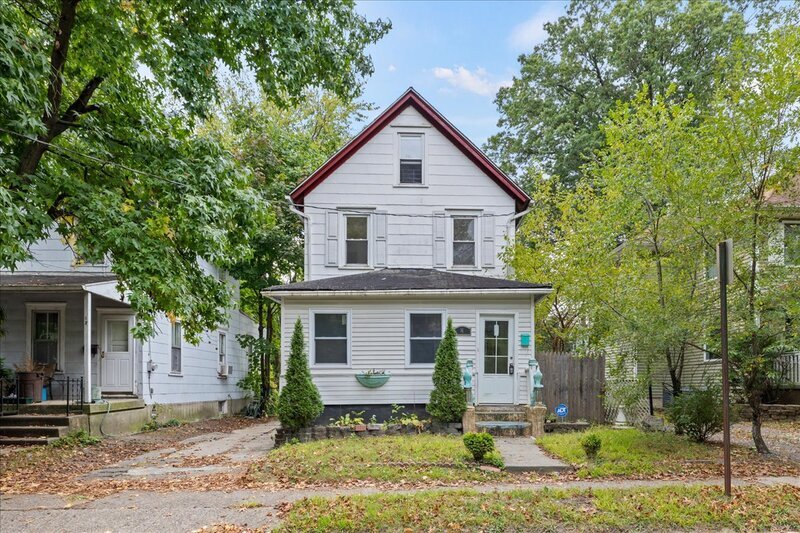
482, 217, 495, 268
433, 212, 446, 267
325, 211, 339, 266
374, 212, 388, 267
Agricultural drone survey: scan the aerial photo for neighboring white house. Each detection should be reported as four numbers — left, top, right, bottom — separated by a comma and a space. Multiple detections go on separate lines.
0, 233, 257, 420
267, 88, 552, 419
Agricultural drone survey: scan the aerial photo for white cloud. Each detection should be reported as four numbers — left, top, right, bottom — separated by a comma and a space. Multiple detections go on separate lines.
431, 66, 511, 97
388, 64, 396, 72
508, 5, 563, 50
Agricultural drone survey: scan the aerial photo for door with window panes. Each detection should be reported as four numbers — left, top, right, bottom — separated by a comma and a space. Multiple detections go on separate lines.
478, 316, 514, 403
100, 315, 134, 392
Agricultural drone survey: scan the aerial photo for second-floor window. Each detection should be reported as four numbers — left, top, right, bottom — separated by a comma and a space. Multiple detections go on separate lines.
453, 216, 476, 266
785, 222, 800, 265
399, 134, 423, 184
345, 215, 369, 265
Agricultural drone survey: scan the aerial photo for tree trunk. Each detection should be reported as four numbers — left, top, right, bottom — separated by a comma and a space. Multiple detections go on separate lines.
749, 393, 771, 454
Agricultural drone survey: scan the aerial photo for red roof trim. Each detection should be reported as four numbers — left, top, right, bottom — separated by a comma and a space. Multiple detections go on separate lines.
290, 88, 530, 212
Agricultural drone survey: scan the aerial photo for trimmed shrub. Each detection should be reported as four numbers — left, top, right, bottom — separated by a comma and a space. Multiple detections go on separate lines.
427, 318, 467, 423
483, 450, 505, 468
277, 318, 323, 430
463, 432, 495, 461
580, 432, 602, 460
665, 383, 724, 442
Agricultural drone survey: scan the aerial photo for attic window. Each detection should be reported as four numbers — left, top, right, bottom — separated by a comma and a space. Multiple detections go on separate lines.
399, 134, 423, 184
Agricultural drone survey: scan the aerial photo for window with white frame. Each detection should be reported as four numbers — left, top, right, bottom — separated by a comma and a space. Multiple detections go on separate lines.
345, 215, 369, 266
171, 321, 182, 374
313, 312, 349, 365
784, 222, 800, 265
452, 216, 476, 266
399, 133, 423, 184
703, 343, 721, 362
218, 332, 228, 375
407, 312, 444, 365
31, 311, 60, 367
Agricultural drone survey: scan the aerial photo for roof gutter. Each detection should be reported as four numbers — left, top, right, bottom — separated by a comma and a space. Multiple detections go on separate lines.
265, 287, 553, 303
286, 195, 311, 281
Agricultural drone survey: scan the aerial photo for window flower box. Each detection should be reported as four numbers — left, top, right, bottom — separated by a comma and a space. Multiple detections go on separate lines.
355, 370, 390, 388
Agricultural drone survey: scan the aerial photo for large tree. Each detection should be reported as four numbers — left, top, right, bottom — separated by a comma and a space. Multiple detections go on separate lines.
0, 0, 389, 340
488, 0, 771, 186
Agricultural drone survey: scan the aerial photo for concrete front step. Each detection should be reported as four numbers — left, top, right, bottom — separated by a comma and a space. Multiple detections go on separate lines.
0, 436, 58, 446
476, 421, 531, 437
475, 406, 529, 423
0, 425, 70, 439
0, 414, 79, 427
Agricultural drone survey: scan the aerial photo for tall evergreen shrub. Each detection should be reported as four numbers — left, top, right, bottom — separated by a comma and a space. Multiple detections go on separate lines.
277, 318, 323, 429
427, 318, 467, 423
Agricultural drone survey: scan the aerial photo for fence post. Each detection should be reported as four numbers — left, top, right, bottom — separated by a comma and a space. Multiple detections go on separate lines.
66, 376, 71, 416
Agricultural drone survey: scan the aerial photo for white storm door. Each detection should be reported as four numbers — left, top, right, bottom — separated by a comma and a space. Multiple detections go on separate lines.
101, 315, 134, 392
478, 316, 514, 404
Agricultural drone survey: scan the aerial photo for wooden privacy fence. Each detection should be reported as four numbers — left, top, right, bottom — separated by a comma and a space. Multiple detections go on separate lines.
536, 351, 606, 423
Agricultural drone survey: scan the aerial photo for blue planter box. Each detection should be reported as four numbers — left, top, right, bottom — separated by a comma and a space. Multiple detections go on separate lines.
355, 373, 390, 388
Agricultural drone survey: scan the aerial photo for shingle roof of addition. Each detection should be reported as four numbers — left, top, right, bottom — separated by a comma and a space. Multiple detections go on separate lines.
289, 87, 531, 212
267, 268, 551, 293
0, 273, 117, 288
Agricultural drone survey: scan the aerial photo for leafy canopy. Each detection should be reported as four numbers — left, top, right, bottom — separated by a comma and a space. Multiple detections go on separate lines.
0, 1, 389, 340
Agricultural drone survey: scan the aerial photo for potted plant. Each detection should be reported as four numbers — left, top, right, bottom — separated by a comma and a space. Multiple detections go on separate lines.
355, 368, 391, 388
14, 356, 44, 403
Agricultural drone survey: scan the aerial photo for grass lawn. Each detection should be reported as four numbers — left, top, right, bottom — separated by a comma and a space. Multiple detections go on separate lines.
538, 427, 727, 478
277, 484, 800, 532
254, 434, 511, 484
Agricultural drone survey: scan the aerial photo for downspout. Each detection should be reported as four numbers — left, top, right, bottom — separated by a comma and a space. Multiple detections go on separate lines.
506, 207, 532, 277
286, 195, 310, 281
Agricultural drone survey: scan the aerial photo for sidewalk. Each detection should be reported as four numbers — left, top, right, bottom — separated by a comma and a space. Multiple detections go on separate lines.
494, 437, 570, 473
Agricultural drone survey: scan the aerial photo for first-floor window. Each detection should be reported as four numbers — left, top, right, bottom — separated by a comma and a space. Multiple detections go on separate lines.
408, 312, 444, 365
171, 321, 182, 373
314, 312, 349, 365
453, 216, 476, 266
32, 311, 60, 367
703, 343, 721, 362
218, 332, 228, 375
784, 222, 800, 265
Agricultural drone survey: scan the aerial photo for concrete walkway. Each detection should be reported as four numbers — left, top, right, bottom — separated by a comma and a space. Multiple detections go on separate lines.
494, 437, 570, 473
2, 476, 798, 532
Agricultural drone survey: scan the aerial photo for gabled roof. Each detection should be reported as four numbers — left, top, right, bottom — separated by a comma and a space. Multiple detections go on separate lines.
290, 87, 531, 212
266, 268, 551, 295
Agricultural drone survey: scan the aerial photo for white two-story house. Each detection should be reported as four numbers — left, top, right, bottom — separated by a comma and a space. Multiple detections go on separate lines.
267, 88, 552, 420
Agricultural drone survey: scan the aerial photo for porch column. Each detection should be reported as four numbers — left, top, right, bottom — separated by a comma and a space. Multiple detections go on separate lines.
84, 290, 92, 402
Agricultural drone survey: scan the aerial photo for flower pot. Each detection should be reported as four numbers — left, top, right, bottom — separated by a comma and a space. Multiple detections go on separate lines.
17, 371, 43, 403
355, 373, 390, 388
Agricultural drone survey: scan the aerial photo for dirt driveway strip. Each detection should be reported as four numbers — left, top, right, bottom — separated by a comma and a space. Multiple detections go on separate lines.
2, 476, 799, 533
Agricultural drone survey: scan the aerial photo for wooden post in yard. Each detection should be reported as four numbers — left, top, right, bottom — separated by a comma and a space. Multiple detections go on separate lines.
718, 239, 733, 497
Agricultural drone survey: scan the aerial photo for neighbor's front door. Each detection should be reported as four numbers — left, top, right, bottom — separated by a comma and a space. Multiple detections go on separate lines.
101, 315, 134, 393
478, 316, 514, 404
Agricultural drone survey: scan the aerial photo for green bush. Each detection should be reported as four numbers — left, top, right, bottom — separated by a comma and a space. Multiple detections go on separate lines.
277, 318, 323, 430
463, 432, 494, 461
49, 430, 101, 448
665, 383, 724, 442
482, 450, 505, 468
427, 318, 467, 423
580, 432, 602, 460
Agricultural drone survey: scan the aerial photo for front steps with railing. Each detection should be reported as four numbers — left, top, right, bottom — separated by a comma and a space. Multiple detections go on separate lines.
474, 405, 531, 437
0, 414, 87, 445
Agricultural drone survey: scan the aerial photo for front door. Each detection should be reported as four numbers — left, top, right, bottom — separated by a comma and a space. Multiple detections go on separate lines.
478, 316, 514, 404
101, 315, 134, 393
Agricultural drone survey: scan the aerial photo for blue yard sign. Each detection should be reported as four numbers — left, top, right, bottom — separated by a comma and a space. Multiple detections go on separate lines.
555, 403, 569, 418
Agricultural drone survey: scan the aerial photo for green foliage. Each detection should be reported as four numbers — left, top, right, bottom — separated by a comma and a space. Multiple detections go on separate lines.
329, 411, 365, 428
0, 2, 388, 341
427, 318, 466, 423
277, 319, 323, 430
462, 432, 495, 461
387, 404, 427, 431
580, 432, 602, 460
482, 450, 505, 469
49, 430, 101, 448
488, 0, 775, 185
665, 384, 724, 443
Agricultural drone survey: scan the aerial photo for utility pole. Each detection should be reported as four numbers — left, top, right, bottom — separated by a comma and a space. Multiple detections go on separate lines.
718, 239, 733, 497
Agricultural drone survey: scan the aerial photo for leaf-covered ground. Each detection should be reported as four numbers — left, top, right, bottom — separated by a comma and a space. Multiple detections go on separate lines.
276, 484, 800, 532
537, 427, 800, 479
252, 434, 511, 485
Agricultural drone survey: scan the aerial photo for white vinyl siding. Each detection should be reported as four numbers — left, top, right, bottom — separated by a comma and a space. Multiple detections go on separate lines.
304, 106, 514, 280
281, 295, 535, 406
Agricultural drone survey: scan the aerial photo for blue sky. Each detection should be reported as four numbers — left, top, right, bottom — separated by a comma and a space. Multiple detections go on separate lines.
354, 1, 568, 146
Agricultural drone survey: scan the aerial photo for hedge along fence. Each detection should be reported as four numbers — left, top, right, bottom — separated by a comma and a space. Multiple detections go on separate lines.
536, 351, 606, 423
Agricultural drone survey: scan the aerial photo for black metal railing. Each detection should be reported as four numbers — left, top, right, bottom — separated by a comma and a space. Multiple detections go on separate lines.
46, 376, 85, 415
0, 376, 20, 416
